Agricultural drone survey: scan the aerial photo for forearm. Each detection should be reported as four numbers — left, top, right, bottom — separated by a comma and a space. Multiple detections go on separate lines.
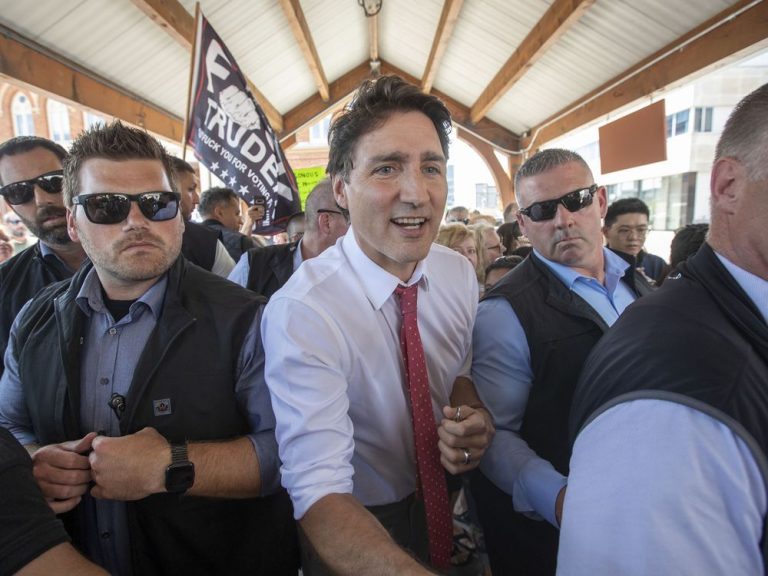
450, 376, 487, 411
300, 493, 435, 576
187, 436, 261, 498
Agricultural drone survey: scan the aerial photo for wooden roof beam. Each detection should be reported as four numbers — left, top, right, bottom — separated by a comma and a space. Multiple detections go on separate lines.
523, 0, 768, 149
279, 0, 330, 101
278, 59, 520, 151
0, 30, 182, 141
421, 0, 464, 94
369, 14, 380, 65
130, 0, 284, 131
470, 0, 594, 123
381, 61, 520, 151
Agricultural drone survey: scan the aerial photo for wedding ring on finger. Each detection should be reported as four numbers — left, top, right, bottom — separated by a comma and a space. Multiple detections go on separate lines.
454, 406, 462, 422
462, 448, 471, 465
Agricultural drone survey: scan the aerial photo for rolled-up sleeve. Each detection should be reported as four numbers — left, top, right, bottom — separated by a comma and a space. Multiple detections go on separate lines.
261, 295, 355, 519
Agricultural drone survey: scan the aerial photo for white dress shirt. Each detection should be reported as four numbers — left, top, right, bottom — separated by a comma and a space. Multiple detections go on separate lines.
262, 230, 477, 519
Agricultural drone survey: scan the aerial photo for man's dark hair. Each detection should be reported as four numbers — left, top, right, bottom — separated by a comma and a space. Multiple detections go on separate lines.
497, 222, 522, 253
670, 223, 709, 268
604, 197, 650, 228
514, 148, 592, 195
715, 82, 768, 180
169, 156, 195, 175
485, 254, 523, 278
63, 120, 175, 206
0, 136, 67, 185
326, 75, 452, 180
199, 187, 238, 218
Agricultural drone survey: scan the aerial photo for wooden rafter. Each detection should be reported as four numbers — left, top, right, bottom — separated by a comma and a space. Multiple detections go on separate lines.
522, 0, 768, 148
470, 0, 594, 124
0, 31, 182, 141
279, 0, 330, 101
381, 62, 520, 151
369, 14, 380, 64
278, 59, 519, 150
130, 0, 284, 131
421, 0, 464, 94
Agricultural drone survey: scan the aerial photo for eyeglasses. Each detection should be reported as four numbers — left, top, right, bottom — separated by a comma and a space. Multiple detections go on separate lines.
72, 192, 181, 225
0, 170, 63, 205
317, 208, 350, 223
519, 184, 598, 222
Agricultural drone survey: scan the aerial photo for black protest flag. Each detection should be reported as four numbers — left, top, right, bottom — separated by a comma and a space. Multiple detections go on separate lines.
185, 13, 299, 234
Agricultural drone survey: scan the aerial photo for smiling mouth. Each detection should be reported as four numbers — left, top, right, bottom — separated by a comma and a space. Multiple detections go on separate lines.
391, 217, 428, 229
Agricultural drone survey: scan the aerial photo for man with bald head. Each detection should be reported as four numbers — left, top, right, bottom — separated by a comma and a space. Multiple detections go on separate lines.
561, 83, 768, 575
0, 136, 88, 376
470, 148, 652, 575
228, 177, 349, 298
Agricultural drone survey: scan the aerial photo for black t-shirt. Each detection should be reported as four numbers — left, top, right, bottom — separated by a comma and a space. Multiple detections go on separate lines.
0, 427, 70, 576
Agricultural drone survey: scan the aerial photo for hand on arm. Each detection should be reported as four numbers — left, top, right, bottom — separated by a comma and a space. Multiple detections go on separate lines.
30, 432, 96, 514
89, 427, 261, 500
300, 493, 436, 576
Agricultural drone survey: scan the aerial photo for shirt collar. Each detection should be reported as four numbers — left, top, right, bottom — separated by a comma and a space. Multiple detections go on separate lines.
342, 227, 429, 311
38, 241, 74, 273
293, 239, 304, 272
715, 251, 768, 324
533, 247, 630, 291
75, 267, 168, 320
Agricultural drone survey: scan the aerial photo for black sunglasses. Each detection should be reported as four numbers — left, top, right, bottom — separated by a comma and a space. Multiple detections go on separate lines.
72, 192, 181, 225
0, 170, 64, 205
519, 184, 598, 222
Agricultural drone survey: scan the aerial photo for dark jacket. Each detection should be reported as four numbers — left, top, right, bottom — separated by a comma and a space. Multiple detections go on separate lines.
201, 218, 258, 262
13, 257, 299, 576
245, 242, 298, 299
470, 252, 653, 576
0, 242, 77, 376
570, 244, 768, 566
181, 221, 219, 271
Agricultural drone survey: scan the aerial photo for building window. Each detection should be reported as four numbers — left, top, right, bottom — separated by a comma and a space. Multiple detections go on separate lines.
446, 165, 455, 207
674, 109, 689, 135
694, 107, 713, 132
12, 93, 35, 136
47, 99, 71, 144
666, 109, 691, 137
83, 111, 106, 130
308, 114, 331, 145
475, 183, 498, 211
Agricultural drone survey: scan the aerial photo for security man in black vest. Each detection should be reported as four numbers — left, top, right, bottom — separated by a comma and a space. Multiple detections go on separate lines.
0, 122, 298, 576
560, 83, 768, 575
169, 156, 235, 276
0, 136, 88, 377
228, 177, 349, 298
470, 148, 653, 576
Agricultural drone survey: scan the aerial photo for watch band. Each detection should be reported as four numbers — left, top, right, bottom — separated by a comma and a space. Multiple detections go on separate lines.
170, 441, 189, 464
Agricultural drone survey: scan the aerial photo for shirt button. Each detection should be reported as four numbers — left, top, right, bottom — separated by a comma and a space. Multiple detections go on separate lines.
100, 377, 110, 385
100, 531, 111, 539
108, 328, 117, 336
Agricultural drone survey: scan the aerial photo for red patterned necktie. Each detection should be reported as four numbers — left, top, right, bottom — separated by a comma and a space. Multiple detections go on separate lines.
395, 284, 452, 570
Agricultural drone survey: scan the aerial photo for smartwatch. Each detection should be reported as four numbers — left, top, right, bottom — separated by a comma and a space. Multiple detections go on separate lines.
165, 441, 195, 494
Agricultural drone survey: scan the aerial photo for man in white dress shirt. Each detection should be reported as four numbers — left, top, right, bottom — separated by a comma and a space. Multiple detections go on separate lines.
262, 75, 494, 575
559, 83, 768, 575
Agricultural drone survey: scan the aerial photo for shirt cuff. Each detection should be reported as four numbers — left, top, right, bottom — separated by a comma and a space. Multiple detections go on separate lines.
514, 458, 567, 527
247, 432, 281, 496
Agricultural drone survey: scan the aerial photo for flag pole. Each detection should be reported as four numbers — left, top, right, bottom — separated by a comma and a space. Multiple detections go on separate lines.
181, 2, 201, 158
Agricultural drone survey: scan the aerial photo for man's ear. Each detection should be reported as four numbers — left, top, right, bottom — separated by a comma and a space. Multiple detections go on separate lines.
710, 157, 743, 216
332, 175, 348, 210
66, 208, 80, 243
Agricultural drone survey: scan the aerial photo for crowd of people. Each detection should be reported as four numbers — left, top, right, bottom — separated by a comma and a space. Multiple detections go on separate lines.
0, 75, 765, 576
